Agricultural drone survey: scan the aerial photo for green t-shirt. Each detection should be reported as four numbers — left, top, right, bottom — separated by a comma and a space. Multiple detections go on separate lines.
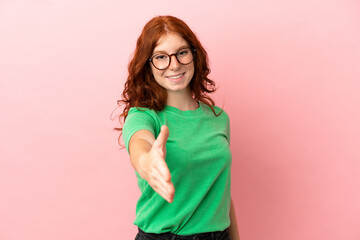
122, 102, 232, 235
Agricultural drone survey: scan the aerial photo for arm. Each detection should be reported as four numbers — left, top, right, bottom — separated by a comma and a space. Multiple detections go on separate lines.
229, 197, 240, 240
128, 125, 175, 203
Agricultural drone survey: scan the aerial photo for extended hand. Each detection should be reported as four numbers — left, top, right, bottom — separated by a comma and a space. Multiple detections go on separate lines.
138, 125, 175, 203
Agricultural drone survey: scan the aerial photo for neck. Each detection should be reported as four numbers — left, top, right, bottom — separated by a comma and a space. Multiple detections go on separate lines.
166, 88, 198, 111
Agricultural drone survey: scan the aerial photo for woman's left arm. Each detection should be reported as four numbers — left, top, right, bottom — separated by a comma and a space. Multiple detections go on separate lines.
229, 197, 240, 240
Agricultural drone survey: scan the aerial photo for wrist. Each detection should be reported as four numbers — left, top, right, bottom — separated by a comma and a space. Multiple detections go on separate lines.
136, 152, 150, 180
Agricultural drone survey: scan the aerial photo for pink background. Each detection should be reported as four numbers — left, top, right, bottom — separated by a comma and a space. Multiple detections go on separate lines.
1, 0, 360, 239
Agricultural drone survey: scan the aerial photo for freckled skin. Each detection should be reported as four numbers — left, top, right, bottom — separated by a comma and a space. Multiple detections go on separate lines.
150, 33, 195, 95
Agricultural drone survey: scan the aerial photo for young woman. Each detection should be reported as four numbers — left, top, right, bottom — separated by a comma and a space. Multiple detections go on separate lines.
117, 15, 240, 240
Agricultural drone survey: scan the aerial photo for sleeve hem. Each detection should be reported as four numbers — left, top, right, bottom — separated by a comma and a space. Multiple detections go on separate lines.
124, 125, 156, 154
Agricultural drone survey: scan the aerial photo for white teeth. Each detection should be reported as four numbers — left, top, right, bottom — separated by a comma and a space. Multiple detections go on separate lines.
168, 73, 183, 79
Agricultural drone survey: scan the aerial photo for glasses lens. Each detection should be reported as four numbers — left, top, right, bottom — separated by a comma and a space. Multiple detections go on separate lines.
176, 48, 194, 65
152, 54, 170, 70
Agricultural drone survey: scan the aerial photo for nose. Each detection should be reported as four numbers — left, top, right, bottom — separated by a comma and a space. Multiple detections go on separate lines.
168, 54, 181, 70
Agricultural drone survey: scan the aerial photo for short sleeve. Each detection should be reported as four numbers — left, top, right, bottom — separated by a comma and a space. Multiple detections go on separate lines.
122, 108, 157, 154
225, 113, 230, 145
213, 105, 230, 145
221, 110, 230, 146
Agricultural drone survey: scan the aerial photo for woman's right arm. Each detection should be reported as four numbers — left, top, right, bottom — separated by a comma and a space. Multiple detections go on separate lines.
128, 125, 175, 203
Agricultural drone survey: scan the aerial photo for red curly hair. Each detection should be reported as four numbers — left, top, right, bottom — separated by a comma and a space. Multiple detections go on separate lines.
113, 15, 221, 142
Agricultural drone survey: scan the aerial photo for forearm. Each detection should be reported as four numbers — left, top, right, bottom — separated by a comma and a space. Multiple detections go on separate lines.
229, 198, 240, 240
129, 138, 152, 175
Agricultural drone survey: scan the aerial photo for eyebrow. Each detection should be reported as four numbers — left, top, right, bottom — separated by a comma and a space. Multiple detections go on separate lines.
152, 45, 190, 55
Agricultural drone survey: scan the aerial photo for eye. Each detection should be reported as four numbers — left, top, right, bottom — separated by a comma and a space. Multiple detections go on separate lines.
177, 49, 189, 56
154, 54, 168, 60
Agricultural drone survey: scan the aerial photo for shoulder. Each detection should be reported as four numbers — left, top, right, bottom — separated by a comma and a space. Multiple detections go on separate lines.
214, 105, 229, 116
123, 107, 160, 130
127, 106, 156, 116
201, 103, 230, 120
125, 107, 158, 122
123, 107, 160, 152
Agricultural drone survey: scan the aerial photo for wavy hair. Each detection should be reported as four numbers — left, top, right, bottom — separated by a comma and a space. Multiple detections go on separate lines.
112, 15, 222, 143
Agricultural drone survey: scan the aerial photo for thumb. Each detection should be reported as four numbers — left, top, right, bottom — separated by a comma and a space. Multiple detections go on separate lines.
153, 125, 169, 151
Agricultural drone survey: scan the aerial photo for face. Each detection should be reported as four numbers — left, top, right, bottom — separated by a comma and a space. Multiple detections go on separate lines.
150, 32, 195, 95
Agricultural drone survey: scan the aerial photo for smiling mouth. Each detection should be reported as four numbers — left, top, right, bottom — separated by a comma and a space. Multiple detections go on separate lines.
166, 73, 185, 79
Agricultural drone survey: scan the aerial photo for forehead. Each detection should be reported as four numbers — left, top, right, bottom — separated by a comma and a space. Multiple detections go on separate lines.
153, 32, 189, 53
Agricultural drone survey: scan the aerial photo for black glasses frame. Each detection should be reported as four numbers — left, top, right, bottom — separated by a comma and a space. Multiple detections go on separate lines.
148, 48, 196, 70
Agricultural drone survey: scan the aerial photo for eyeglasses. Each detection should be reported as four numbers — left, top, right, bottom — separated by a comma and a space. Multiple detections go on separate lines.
149, 48, 196, 70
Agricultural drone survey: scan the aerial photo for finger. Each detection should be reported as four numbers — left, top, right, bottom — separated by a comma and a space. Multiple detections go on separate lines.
167, 182, 175, 202
159, 182, 175, 203
150, 178, 175, 203
152, 166, 173, 192
155, 186, 173, 203
156, 159, 172, 183
158, 179, 175, 202
153, 125, 169, 151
